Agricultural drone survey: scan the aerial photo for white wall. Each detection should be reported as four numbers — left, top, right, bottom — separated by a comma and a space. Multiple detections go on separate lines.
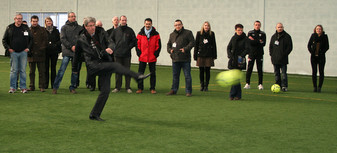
1, 0, 336, 76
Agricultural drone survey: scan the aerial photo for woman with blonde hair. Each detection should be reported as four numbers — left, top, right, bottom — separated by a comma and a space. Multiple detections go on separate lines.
44, 17, 61, 89
194, 21, 217, 91
307, 25, 329, 92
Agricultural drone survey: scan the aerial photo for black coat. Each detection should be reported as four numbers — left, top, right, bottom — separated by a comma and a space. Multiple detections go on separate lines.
110, 25, 137, 58
73, 27, 113, 74
307, 32, 329, 57
46, 26, 61, 55
194, 31, 217, 60
269, 30, 293, 65
227, 33, 249, 69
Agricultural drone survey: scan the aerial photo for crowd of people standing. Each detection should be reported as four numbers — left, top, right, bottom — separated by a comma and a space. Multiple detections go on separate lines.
2, 12, 330, 107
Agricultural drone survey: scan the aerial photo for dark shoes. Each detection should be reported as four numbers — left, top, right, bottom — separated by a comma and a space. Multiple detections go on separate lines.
166, 90, 176, 96
89, 115, 105, 121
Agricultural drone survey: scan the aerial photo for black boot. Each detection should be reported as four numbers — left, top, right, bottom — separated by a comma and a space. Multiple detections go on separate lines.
203, 83, 208, 92
200, 82, 204, 91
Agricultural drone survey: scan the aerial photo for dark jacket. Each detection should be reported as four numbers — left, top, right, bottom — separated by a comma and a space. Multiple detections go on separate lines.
73, 27, 113, 75
227, 32, 249, 69
247, 29, 266, 58
2, 23, 33, 56
167, 27, 195, 62
307, 32, 329, 57
60, 20, 83, 57
194, 31, 217, 60
269, 30, 293, 65
110, 25, 137, 58
28, 25, 48, 62
136, 27, 161, 63
107, 27, 116, 36
46, 26, 61, 55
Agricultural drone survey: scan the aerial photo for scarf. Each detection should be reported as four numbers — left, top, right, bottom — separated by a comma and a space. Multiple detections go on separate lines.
46, 26, 53, 34
144, 27, 152, 38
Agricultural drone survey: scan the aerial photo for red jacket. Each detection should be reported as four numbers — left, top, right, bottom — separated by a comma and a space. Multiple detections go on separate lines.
136, 27, 161, 63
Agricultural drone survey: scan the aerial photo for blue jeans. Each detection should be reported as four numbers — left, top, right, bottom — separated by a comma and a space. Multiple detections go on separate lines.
53, 56, 80, 90
171, 62, 192, 94
10, 51, 27, 89
273, 64, 288, 87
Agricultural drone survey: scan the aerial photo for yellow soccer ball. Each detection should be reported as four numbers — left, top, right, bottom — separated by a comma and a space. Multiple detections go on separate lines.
216, 70, 242, 87
271, 84, 281, 93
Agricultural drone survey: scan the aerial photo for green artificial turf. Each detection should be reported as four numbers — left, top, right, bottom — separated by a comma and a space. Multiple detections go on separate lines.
0, 56, 337, 153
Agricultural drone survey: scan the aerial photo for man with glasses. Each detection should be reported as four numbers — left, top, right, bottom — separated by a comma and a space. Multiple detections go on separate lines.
2, 13, 33, 93
166, 19, 195, 97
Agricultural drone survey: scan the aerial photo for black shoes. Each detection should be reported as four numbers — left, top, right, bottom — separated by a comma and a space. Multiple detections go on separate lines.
138, 73, 151, 80
89, 115, 105, 121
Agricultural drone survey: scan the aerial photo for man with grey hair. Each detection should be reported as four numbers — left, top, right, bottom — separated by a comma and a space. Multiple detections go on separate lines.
269, 23, 293, 92
52, 12, 83, 94
2, 13, 33, 93
110, 15, 137, 93
74, 16, 150, 121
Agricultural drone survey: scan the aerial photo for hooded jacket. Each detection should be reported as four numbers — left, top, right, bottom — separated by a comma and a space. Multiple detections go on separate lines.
269, 30, 293, 65
136, 27, 161, 63
167, 27, 195, 62
60, 20, 83, 57
2, 23, 33, 56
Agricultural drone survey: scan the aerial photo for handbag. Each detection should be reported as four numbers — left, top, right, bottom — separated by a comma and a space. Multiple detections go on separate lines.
237, 56, 246, 69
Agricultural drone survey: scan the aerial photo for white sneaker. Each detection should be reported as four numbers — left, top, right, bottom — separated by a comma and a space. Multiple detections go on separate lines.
243, 83, 250, 89
8, 89, 16, 93
111, 88, 120, 93
126, 89, 132, 93
258, 84, 264, 90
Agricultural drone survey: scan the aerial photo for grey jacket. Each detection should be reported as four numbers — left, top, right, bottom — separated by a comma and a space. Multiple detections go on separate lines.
167, 27, 195, 62
60, 20, 83, 57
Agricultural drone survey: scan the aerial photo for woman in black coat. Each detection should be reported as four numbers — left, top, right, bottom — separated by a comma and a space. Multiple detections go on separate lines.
194, 21, 217, 91
307, 25, 329, 92
227, 24, 249, 100
44, 17, 61, 89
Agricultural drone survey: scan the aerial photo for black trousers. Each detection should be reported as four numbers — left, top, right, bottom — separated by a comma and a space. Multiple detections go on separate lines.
138, 61, 156, 90
114, 57, 131, 90
199, 67, 210, 84
246, 56, 263, 85
45, 53, 58, 89
89, 62, 139, 118
311, 55, 326, 88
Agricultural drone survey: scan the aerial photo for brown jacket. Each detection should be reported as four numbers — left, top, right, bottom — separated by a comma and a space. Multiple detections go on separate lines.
28, 25, 48, 62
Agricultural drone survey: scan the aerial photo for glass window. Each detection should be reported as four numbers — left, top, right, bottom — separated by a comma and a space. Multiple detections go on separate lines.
20, 12, 68, 31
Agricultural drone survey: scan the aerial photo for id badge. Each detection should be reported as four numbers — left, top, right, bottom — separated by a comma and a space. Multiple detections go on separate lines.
203, 39, 208, 44
274, 40, 279, 46
24, 31, 29, 36
172, 42, 177, 48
